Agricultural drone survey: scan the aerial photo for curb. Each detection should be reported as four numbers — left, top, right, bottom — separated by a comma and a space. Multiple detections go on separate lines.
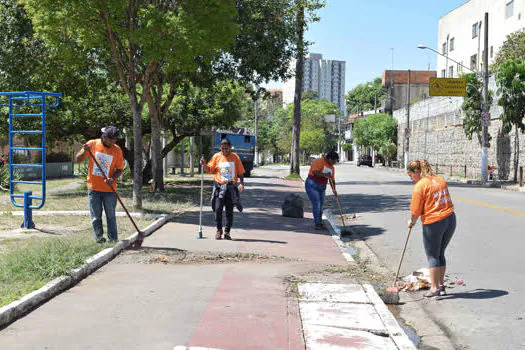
323, 210, 416, 349
0, 214, 171, 329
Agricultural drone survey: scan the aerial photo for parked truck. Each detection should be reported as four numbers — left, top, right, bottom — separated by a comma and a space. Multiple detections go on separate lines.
213, 128, 255, 177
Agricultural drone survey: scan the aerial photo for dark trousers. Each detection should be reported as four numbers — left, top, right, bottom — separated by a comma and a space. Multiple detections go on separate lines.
215, 190, 234, 232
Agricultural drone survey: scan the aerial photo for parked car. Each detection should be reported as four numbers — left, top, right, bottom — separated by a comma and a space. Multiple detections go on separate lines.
357, 155, 373, 167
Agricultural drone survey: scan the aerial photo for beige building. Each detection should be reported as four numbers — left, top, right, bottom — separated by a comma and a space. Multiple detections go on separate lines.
438, 0, 525, 77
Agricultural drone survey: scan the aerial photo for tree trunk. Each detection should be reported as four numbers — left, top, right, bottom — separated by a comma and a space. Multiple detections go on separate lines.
514, 123, 519, 182
148, 103, 165, 192
290, 0, 305, 175
132, 102, 143, 209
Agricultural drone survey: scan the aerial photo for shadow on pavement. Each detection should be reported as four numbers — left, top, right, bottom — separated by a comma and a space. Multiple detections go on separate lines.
439, 289, 509, 300
334, 193, 411, 213
340, 224, 386, 241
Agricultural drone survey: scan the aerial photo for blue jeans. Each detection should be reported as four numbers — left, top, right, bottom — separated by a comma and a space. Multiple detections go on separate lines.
305, 177, 326, 225
88, 189, 118, 241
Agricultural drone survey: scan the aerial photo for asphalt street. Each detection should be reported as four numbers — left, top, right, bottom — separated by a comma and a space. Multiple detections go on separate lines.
318, 162, 525, 350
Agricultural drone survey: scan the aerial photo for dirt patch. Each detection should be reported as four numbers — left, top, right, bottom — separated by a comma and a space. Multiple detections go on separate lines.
115, 248, 292, 265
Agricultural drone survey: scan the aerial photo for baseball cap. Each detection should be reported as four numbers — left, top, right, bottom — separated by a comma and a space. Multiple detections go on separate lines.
101, 126, 119, 138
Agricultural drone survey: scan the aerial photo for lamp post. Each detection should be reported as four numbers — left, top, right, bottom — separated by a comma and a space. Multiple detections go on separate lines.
418, 16, 490, 183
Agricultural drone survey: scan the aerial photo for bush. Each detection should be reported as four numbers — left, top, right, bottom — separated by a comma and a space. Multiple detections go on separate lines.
12, 153, 31, 164
0, 166, 22, 192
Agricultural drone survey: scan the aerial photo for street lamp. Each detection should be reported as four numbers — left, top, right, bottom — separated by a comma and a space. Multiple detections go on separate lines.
418, 32, 490, 182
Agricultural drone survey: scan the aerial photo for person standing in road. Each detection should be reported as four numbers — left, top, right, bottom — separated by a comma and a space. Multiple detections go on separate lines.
407, 160, 456, 298
75, 126, 125, 243
200, 138, 245, 240
305, 151, 339, 230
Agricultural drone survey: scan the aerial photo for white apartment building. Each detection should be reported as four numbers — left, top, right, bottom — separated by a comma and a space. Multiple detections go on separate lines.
438, 0, 525, 78
283, 53, 346, 115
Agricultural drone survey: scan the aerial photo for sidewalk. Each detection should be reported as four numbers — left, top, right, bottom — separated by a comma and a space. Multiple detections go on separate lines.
0, 169, 414, 349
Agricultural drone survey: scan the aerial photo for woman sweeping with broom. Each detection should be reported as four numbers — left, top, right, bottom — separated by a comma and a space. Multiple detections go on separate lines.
407, 160, 456, 298
305, 151, 339, 230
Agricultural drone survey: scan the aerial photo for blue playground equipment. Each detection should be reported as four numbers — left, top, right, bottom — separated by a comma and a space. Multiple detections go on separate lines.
0, 91, 62, 229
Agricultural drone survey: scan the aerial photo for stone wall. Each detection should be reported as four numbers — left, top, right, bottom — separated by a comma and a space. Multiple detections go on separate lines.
393, 76, 525, 180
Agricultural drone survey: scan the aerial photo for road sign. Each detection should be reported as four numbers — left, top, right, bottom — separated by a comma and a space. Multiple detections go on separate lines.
429, 78, 467, 97
481, 111, 491, 127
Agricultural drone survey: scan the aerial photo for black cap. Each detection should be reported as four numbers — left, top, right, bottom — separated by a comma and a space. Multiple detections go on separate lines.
101, 126, 119, 138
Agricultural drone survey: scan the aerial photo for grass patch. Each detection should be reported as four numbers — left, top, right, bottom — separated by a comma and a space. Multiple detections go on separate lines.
284, 173, 302, 180
0, 233, 113, 307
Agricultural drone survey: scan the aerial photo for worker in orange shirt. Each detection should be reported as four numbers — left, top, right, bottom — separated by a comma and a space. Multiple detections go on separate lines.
75, 126, 125, 243
407, 160, 456, 298
305, 151, 339, 230
200, 138, 245, 240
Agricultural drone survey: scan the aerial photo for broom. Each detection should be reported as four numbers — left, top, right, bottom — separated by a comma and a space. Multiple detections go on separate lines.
197, 155, 204, 239
328, 178, 351, 234
383, 226, 413, 304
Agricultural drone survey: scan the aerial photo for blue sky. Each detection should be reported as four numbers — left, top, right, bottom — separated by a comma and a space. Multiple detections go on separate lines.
263, 0, 468, 91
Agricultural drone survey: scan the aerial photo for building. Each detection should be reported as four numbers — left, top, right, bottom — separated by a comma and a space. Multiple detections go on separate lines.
283, 53, 346, 115
438, 0, 525, 77
382, 70, 437, 114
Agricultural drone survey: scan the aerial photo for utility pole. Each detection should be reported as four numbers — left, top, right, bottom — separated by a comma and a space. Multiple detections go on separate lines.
481, 12, 489, 182
404, 70, 411, 169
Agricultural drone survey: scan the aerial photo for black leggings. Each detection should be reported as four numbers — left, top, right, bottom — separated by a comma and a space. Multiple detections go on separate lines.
422, 212, 456, 268
215, 190, 234, 232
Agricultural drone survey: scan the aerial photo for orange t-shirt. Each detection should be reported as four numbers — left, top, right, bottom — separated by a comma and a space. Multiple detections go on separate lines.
308, 158, 335, 185
84, 139, 125, 192
410, 176, 454, 225
207, 152, 245, 184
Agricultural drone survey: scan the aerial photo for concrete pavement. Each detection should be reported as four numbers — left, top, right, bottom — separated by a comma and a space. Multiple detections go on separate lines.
0, 168, 415, 349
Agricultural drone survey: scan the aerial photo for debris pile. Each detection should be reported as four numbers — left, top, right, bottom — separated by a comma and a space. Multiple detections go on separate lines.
397, 268, 466, 292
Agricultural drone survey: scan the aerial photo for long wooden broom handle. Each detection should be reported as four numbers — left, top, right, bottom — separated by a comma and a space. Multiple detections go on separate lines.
393, 227, 412, 286
329, 178, 346, 228
85, 145, 141, 234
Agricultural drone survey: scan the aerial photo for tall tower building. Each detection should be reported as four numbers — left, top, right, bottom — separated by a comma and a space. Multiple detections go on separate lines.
283, 53, 346, 115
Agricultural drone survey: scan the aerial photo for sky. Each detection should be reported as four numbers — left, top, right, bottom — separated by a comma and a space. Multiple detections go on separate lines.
263, 0, 469, 92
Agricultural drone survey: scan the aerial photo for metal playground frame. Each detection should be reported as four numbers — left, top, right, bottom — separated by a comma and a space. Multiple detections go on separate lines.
0, 91, 62, 228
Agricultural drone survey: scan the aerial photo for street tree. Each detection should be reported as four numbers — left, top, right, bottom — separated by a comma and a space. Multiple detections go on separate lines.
345, 77, 386, 113
22, 0, 239, 207
496, 59, 525, 182
461, 73, 493, 145
352, 113, 397, 160
290, 0, 324, 175
492, 29, 525, 70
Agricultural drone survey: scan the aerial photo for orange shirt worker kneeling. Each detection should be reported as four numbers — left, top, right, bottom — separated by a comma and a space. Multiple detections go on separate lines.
200, 138, 245, 240
408, 160, 456, 298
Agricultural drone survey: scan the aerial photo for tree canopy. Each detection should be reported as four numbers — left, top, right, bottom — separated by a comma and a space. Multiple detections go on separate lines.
345, 77, 386, 113
496, 59, 525, 181
352, 113, 397, 153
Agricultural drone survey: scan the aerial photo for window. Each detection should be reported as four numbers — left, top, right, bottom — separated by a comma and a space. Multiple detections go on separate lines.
450, 38, 455, 51
244, 136, 251, 143
441, 69, 446, 78
457, 62, 463, 73
442, 42, 447, 54
449, 66, 454, 77
472, 22, 479, 38
470, 54, 477, 70
506, 0, 514, 19
490, 46, 494, 58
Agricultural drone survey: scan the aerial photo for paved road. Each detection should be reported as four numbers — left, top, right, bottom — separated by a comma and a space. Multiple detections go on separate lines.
319, 163, 525, 350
